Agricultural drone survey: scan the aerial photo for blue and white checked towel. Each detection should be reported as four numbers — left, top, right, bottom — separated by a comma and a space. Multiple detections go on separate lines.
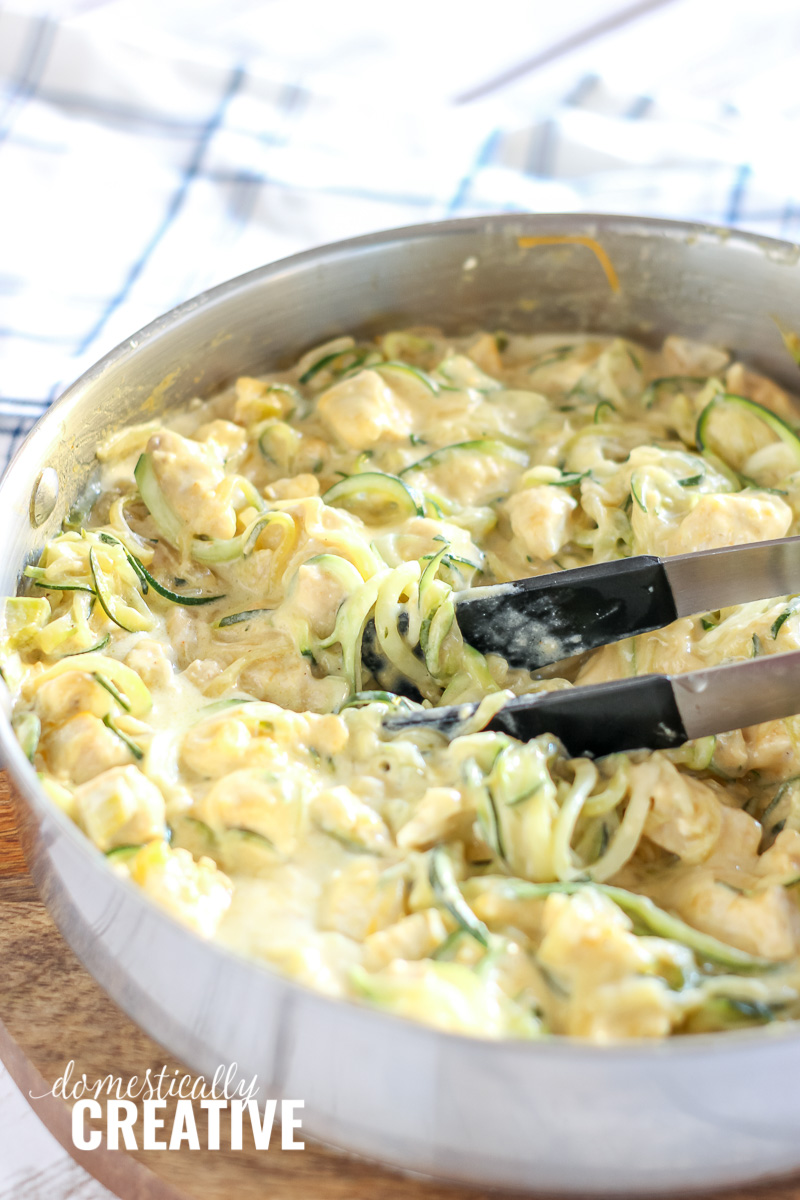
2, 0, 800, 474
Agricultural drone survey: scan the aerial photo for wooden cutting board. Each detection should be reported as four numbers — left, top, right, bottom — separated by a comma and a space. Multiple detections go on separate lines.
1, 767, 798, 1200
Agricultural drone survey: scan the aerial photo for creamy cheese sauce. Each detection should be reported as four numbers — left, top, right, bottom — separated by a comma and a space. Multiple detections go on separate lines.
6, 327, 800, 1041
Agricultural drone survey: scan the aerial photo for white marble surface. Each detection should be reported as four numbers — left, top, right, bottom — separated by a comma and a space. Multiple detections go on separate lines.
0, 1064, 115, 1199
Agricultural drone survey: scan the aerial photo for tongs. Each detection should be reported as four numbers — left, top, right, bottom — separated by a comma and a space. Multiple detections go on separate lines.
384, 535, 800, 757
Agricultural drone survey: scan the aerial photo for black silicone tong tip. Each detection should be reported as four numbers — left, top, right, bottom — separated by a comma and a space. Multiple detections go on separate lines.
383, 674, 688, 759
361, 618, 424, 703
454, 556, 677, 669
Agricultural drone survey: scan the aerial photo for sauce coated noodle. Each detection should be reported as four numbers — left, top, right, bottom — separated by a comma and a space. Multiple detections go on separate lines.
6, 326, 800, 1041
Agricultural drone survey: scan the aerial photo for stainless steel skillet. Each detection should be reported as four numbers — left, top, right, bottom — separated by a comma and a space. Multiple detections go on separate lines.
4, 215, 800, 1195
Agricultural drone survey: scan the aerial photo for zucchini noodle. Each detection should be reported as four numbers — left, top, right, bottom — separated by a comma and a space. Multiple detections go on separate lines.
373, 561, 430, 696
322, 569, 390, 692
551, 759, 599, 880
108, 493, 157, 563
586, 760, 659, 883
7, 324, 800, 1041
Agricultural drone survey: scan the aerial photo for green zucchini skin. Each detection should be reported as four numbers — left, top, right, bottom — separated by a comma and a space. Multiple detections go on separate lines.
135, 452, 258, 582
594, 399, 616, 423
56, 634, 112, 657
62, 481, 103, 532
323, 472, 425, 519
105, 844, 145, 863
102, 712, 144, 760
93, 671, 132, 711
24, 567, 96, 594
375, 361, 440, 393
772, 608, 797, 639
134, 452, 184, 546
190, 512, 293, 567
89, 545, 151, 633
685, 995, 779, 1033
429, 847, 490, 948
216, 608, 271, 628
336, 690, 413, 712
696, 392, 800, 468
136, 458, 279, 563
399, 439, 528, 477
299, 347, 373, 385
97, 532, 225, 606
465, 876, 776, 973
629, 471, 647, 512
643, 375, 709, 409
129, 556, 225, 605
30, 532, 224, 610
